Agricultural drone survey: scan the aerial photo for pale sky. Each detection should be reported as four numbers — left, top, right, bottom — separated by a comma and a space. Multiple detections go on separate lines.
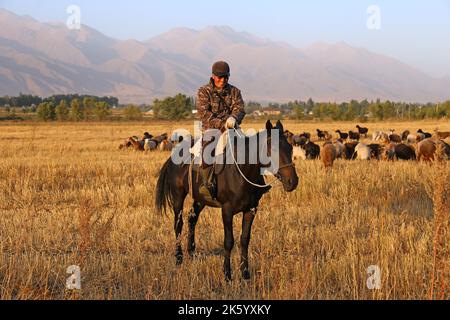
1, 0, 450, 77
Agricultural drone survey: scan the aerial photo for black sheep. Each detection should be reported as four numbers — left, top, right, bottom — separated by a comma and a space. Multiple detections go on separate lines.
316, 129, 326, 140
356, 125, 369, 137
348, 131, 360, 141
344, 142, 359, 160
394, 144, 416, 160
335, 130, 349, 140
417, 129, 432, 139
368, 144, 382, 160
302, 141, 320, 159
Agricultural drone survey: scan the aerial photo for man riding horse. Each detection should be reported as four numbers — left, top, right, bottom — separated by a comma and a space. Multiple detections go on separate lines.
197, 61, 246, 201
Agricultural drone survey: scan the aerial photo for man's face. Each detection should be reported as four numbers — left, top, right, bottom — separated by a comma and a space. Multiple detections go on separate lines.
212, 75, 229, 89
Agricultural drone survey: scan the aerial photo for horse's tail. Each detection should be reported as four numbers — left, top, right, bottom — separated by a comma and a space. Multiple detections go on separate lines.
155, 157, 173, 215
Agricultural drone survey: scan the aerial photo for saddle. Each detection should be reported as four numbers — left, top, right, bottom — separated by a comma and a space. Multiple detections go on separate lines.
189, 130, 237, 175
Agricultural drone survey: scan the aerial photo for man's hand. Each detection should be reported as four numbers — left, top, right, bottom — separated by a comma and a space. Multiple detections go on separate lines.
226, 117, 237, 129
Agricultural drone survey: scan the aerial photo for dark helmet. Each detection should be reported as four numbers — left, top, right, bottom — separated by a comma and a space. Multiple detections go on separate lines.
212, 61, 230, 77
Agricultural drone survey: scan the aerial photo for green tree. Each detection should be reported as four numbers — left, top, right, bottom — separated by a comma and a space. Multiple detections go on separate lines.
122, 105, 143, 120
382, 100, 396, 119
55, 100, 69, 121
93, 101, 111, 120
369, 99, 384, 120
69, 99, 84, 121
82, 97, 96, 119
36, 102, 56, 121
152, 94, 193, 120
329, 103, 343, 121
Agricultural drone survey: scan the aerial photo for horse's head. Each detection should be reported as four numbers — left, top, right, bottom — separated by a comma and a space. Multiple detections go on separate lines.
265, 120, 299, 192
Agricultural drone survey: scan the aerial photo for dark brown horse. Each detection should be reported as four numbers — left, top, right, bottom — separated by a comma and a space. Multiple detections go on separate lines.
155, 120, 298, 281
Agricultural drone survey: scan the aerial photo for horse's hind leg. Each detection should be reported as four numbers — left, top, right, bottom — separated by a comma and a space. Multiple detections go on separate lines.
173, 193, 187, 266
187, 202, 205, 258
240, 209, 256, 280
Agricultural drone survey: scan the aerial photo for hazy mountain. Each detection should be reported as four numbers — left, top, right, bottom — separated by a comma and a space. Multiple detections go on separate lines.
0, 8, 448, 103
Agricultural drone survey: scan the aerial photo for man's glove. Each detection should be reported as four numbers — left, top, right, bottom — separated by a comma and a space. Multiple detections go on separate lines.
226, 117, 237, 129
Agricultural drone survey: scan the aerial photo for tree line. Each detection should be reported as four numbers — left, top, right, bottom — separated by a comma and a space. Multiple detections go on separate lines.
2, 93, 450, 121
246, 98, 450, 121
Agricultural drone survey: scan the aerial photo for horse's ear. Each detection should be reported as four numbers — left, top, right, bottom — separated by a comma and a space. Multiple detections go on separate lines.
276, 120, 284, 132
266, 120, 273, 133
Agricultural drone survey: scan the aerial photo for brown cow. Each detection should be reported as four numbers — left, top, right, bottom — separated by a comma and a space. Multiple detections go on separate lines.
416, 139, 436, 162
321, 142, 336, 168
434, 129, 450, 139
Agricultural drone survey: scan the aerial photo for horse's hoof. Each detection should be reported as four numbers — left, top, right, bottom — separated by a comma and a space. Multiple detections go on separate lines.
242, 270, 251, 280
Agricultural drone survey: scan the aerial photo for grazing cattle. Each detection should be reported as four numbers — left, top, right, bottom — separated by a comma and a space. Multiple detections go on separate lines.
435, 140, 450, 160
356, 125, 369, 137
401, 130, 410, 142
406, 134, 418, 144
159, 140, 173, 152
317, 129, 331, 141
368, 144, 382, 160
321, 142, 336, 168
335, 130, 349, 140
416, 133, 426, 142
119, 136, 140, 150
372, 131, 382, 141
128, 137, 145, 151
416, 139, 436, 162
417, 129, 432, 139
348, 131, 360, 141
142, 132, 153, 141
284, 130, 295, 145
144, 139, 158, 151
293, 146, 307, 160
344, 141, 359, 160
299, 132, 311, 140
333, 140, 345, 158
389, 133, 402, 143
293, 135, 308, 146
394, 144, 416, 160
302, 141, 320, 159
433, 130, 450, 139
355, 143, 371, 160
383, 143, 397, 160
153, 133, 169, 145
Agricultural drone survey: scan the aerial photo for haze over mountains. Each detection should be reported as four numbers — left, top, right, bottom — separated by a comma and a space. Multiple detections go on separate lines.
0, 8, 448, 104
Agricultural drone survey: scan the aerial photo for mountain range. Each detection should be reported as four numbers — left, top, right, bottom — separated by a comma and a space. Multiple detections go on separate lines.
0, 8, 449, 103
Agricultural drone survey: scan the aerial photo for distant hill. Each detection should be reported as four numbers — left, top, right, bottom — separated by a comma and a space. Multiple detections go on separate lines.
0, 9, 449, 103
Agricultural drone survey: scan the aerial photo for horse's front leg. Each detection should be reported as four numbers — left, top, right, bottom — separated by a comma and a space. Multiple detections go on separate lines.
187, 202, 204, 258
222, 205, 234, 281
240, 209, 256, 280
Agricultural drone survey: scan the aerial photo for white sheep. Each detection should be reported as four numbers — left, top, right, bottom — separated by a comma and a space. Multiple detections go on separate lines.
355, 143, 371, 160
293, 146, 306, 160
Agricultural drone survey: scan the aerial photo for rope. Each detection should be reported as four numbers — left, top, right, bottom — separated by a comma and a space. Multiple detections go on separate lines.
226, 128, 294, 189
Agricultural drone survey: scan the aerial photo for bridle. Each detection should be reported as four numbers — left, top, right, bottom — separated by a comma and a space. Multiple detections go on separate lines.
227, 128, 295, 189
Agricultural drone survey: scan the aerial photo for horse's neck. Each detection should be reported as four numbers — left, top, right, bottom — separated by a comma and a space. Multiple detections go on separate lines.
227, 133, 264, 173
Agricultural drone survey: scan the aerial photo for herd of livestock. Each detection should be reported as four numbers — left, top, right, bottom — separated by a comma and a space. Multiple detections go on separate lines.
119, 132, 176, 152
287, 125, 450, 168
119, 125, 450, 168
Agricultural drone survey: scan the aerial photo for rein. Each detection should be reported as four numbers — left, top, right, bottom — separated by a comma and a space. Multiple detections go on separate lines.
227, 128, 295, 189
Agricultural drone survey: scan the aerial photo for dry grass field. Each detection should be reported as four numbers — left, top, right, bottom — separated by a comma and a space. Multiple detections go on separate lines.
0, 120, 449, 300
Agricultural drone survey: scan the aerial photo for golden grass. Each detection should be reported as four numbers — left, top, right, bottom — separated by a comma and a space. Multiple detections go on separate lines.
0, 120, 449, 300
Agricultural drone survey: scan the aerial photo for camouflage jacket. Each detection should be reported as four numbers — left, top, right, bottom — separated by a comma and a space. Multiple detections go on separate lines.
197, 79, 246, 131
